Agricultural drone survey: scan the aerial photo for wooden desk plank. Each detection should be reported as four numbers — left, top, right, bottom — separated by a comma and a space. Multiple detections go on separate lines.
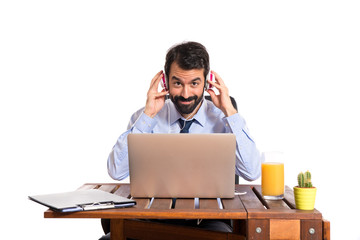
246, 208, 322, 220
150, 199, 172, 210
301, 219, 323, 240
45, 206, 246, 219
284, 185, 296, 209
265, 200, 290, 210
253, 186, 290, 210
323, 219, 331, 240
236, 185, 265, 209
113, 184, 131, 198
199, 199, 220, 210
222, 196, 245, 210
247, 219, 269, 240
98, 184, 119, 193
110, 219, 125, 240
77, 184, 99, 190
270, 219, 300, 240
175, 199, 194, 209
132, 198, 150, 209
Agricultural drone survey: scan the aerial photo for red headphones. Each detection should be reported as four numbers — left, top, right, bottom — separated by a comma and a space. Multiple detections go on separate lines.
161, 71, 214, 91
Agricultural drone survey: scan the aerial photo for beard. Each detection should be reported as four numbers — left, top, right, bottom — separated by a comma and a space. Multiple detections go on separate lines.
170, 92, 204, 115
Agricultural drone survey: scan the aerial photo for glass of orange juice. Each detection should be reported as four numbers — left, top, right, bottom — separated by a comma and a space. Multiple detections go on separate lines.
261, 152, 284, 200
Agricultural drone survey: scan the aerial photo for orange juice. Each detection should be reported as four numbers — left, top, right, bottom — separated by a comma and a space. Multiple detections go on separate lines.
261, 162, 284, 199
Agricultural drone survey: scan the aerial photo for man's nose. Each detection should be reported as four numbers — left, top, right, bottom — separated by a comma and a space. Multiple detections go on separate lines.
180, 86, 190, 99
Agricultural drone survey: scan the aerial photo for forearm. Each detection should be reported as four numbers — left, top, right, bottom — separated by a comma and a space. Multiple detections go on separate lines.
107, 111, 158, 180
107, 130, 132, 181
224, 113, 262, 181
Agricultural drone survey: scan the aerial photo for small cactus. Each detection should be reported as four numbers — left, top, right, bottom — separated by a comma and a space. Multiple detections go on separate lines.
297, 172, 305, 187
304, 171, 312, 187
297, 170, 313, 188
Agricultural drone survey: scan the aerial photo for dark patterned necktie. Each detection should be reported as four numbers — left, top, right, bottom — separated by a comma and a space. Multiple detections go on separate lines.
178, 119, 195, 133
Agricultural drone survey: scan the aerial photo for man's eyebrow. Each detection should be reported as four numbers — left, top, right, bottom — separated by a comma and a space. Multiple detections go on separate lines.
171, 76, 201, 82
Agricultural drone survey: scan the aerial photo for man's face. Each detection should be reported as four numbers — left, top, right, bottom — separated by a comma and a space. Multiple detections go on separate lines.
168, 62, 205, 117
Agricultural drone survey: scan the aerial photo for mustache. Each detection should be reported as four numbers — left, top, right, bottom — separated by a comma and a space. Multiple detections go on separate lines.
174, 95, 198, 102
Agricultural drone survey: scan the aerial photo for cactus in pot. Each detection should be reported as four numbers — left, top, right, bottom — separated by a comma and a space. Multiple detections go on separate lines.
297, 171, 313, 188
294, 170, 316, 210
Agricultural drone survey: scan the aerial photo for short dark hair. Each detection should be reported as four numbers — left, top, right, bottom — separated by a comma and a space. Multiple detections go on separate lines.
164, 42, 210, 82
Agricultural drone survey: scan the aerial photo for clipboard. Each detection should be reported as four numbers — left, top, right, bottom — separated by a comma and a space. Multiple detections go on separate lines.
29, 189, 136, 212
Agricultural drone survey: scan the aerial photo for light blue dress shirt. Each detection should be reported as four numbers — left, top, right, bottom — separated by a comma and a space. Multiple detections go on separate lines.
107, 99, 261, 181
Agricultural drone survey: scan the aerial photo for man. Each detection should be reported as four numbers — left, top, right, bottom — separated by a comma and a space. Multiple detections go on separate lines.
102, 41, 261, 238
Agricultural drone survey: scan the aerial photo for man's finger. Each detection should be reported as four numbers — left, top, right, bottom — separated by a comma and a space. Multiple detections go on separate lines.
154, 90, 168, 98
206, 89, 216, 98
211, 71, 225, 86
206, 89, 219, 105
150, 70, 163, 88
207, 79, 221, 89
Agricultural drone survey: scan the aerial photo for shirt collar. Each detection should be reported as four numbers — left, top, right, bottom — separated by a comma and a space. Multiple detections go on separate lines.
169, 98, 208, 127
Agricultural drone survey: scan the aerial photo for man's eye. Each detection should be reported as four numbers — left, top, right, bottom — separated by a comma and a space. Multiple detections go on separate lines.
174, 82, 181, 86
192, 82, 199, 86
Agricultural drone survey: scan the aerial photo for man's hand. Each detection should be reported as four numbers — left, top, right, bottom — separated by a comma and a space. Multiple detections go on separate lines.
144, 71, 169, 118
206, 71, 238, 117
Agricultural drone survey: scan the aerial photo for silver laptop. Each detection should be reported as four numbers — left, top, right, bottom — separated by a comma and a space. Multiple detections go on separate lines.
128, 133, 236, 198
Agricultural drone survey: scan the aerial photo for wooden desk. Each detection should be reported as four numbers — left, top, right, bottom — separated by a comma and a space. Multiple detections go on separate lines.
44, 183, 330, 240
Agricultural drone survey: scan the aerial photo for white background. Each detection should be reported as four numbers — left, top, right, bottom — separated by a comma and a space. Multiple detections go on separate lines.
1, 1, 359, 239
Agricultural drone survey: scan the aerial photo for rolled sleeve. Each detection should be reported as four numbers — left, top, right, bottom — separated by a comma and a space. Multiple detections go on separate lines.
223, 113, 261, 181
133, 112, 158, 133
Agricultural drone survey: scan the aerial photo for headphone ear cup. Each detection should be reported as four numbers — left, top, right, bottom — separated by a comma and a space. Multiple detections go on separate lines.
161, 74, 168, 91
205, 72, 213, 91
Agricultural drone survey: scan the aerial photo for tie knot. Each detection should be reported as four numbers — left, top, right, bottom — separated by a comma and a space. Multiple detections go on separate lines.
179, 119, 195, 133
